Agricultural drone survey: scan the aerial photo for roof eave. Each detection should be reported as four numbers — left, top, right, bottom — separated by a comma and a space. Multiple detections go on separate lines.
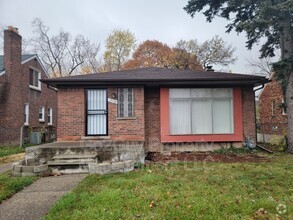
41, 79, 269, 88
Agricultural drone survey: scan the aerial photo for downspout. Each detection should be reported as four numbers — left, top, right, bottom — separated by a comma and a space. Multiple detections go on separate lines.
253, 84, 265, 144
20, 125, 23, 148
47, 85, 58, 92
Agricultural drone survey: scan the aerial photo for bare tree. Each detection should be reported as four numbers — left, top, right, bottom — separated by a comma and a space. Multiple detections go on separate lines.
176, 35, 237, 69
247, 57, 277, 76
31, 18, 100, 77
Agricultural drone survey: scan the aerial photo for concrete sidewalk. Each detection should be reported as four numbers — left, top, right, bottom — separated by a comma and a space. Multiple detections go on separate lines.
0, 162, 15, 174
0, 174, 86, 220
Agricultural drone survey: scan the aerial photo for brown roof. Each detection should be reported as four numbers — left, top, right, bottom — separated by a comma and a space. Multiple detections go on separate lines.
42, 67, 269, 87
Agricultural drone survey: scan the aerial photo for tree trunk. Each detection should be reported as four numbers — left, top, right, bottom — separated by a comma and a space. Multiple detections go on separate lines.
279, 14, 293, 152
286, 72, 293, 152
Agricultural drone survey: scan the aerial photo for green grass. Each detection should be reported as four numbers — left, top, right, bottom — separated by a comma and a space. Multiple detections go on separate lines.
0, 146, 26, 158
0, 171, 38, 203
212, 146, 256, 154
45, 154, 293, 220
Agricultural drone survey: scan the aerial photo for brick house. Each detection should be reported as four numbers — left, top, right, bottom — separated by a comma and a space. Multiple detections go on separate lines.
258, 74, 287, 141
0, 27, 57, 145
42, 67, 268, 152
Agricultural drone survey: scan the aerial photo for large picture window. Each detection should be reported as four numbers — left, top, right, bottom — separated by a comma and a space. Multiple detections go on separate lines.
169, 88, 234, 135
118, 88, 134, 117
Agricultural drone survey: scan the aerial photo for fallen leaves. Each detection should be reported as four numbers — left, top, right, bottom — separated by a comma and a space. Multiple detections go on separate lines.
149, 201, 155, 208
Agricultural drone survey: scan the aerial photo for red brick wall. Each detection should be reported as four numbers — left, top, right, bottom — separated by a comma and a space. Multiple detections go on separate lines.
144, 88, 160, 151
0, 29, 22, 145
0, 29, 57, 145
57, 87, 145, 141
57, 88, 85, 141
108, 87, 145, 140
22, 60, 57, 129
242, 87, 257, 143
259, 79, 287, 135
57, 86, 257, 150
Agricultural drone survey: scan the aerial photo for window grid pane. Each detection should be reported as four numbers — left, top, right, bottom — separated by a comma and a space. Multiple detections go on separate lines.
29, 69, 40, 88
118, 88, 134, 117
48, 108, 52, 124
170, 99, 191, 134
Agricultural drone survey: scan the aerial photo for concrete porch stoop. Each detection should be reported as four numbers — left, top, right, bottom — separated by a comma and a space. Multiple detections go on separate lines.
20, 141, 145, 175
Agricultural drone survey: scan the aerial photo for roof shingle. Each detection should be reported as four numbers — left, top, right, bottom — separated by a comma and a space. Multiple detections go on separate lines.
42, 67, 269, 87
0, 54, 36, 71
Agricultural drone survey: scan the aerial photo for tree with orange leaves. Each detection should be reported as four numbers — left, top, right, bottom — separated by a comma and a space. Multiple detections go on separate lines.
123, 40, 202, 70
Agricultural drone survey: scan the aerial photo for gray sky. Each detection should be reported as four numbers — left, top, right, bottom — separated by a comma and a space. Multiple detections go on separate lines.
0, 0, 271, 74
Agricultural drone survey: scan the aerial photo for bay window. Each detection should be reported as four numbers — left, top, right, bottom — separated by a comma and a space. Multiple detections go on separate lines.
169, 88, 234, 135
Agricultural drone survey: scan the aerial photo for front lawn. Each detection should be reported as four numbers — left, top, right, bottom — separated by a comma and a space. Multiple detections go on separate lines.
45, 154, 293, 219
0, 171, 38, 203
0, 146, 25, 158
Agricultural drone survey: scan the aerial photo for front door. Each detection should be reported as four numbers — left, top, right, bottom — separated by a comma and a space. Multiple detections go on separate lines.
86, 89, 107, 136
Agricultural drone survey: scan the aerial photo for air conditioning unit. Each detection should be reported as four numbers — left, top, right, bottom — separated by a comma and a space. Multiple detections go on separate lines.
30, 132, 42, 145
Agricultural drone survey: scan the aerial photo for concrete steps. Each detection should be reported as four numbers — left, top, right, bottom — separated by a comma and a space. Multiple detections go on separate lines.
48, 154, 98, 166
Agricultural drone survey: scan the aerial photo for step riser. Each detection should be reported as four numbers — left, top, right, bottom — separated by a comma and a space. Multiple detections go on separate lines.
48, 158, 97, 166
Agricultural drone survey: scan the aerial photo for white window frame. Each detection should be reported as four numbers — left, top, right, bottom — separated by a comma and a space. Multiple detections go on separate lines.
39, 106, 45, 122
48, 108, 53, 125
169, 88, 234, 135
24, 103, 29, 126
29, 67, 41, 91
282, 98, 287, 115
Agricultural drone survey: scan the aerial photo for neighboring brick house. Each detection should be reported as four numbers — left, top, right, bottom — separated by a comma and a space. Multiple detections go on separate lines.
0, 27, 57, 145
258, 74, 287, 139
42, 67, 268, 152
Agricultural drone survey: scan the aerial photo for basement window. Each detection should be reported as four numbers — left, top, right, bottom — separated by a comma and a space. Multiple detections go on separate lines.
29, 68, 41, 91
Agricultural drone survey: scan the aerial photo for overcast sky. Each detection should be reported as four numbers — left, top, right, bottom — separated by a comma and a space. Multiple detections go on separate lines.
0, 0, 272, 74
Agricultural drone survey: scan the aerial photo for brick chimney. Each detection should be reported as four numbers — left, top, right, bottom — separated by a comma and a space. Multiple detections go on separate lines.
3, 26, 22, 81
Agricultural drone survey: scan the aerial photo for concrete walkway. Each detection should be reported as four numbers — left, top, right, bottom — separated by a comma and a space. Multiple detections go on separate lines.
0, 161, 16, 174
0, 174, 86, 220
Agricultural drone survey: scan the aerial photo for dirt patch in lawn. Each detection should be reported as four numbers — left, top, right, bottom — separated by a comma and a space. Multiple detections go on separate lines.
146, 152, 268, 163
0, 153, 25, 165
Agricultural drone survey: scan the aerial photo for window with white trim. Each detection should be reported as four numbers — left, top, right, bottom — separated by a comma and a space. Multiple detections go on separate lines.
169, 88, 234, 135
48, 108, 53, 125
282, 98, 287, 115
118, 88, 134, 117
39, 107, 45, 122
29, 68, 41, 90
24, 104, 29, 125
